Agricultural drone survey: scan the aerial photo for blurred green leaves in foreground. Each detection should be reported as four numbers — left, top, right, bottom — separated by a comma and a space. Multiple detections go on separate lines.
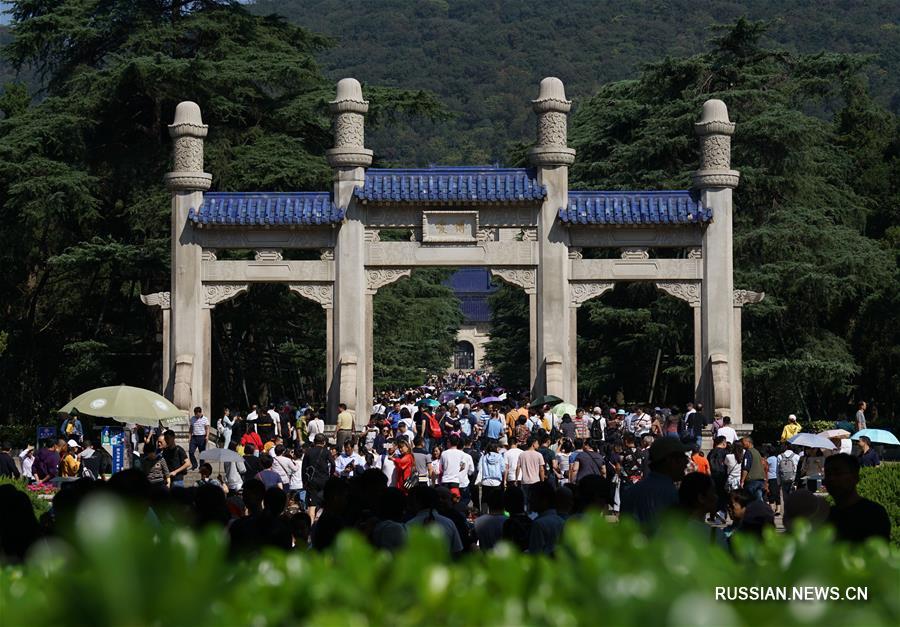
2, 495, 898, 627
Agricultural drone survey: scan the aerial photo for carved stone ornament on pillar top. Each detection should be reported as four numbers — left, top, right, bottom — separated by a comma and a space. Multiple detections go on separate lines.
320, 248, 335, 261
620, 247, 649, 260
366, 268, 412, 293
693, 99, 739, 189
733, 289, 765, 307
529, 77, 575, 167
289, 283, 334, 308
655, 281, 701, 307
490, 268, 536, 294
204, 283, 250, 308
140, 291, 171, 310
326, 78, 373, 168
165, 101, 212, 191
570, 282, 614, 307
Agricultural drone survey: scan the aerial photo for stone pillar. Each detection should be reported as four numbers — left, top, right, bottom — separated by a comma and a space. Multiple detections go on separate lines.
530, 77, 575, 400
164, 102, 212, 411
692, 304, 702, 397
140, 292, 171, 394
327, 79, 372, 424
693, 100, 740, 421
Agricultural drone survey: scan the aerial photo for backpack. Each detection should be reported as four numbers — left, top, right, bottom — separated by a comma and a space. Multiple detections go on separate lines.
778, 453, 797, 482
302, 447, 330, 490
428, 414, 442, 439
707, 448, 727, 475
590, 419, 605, 443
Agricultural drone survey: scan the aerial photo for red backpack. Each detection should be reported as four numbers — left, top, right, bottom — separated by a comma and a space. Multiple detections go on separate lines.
428, 413, 442, 439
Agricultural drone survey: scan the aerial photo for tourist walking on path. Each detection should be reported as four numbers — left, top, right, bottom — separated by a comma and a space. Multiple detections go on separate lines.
162, 430, 190, 487
780, 414, 802, 442
857, 436, 880, 467
218, 407, 235, 450
824, 453, 890, 543
855, 401, 867, 432
777, 445, 799, 505
336, 403, 355, 450
189, 406, 210, 471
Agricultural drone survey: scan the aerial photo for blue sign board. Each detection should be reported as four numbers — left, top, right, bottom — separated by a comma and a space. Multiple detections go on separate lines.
112, 442, 125, 474
37, 426, 56, 443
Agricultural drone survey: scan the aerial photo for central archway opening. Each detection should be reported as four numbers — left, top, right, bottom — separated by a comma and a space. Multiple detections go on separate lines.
453, 340, 475, 370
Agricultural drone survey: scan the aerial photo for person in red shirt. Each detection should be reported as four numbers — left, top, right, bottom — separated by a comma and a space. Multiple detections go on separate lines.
691, 446, 711, 475
240, 429, 263, 452
394, 439, 415, 493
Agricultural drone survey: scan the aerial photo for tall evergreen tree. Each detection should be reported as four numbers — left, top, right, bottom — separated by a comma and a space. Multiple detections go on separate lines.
0, 0, 444, 419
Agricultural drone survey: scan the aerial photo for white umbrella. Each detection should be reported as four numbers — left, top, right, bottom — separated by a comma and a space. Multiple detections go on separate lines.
199, 448, 242, 463
59, 384, 187, 427
788, 433, 836, 450
818, 429, 851, 440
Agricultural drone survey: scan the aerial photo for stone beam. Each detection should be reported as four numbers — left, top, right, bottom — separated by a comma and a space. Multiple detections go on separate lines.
201, 260, 334, 283
365, 241, 536, 267
568, 227, 702, 248
364, 205, 538, 229
194, 228, 335, 249
570, 258, 702, 281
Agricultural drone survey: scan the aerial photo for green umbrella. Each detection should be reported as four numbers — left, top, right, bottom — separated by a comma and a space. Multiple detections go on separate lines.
552, 403, 577, 418
59, 384, 187, 427
529, 395, 564, 408
419, 398, 440, 408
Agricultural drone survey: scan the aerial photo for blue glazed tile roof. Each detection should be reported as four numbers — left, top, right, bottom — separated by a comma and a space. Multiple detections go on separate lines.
189, 192, 343, 226
559, 191, 710, 225
459, 299, 493, 323
354, 167, 545, 203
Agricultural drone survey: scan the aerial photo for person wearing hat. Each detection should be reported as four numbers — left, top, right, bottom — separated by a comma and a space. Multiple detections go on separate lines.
780, 414, 802, 442
59, 440, 81, 478
60, 409, 84, 443
621, 437, 689, 527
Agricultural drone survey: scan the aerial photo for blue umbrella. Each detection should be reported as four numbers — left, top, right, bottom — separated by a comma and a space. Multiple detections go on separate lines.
850, 429, 900, 446
419, 398, 440, 408
788, 433, 836, 450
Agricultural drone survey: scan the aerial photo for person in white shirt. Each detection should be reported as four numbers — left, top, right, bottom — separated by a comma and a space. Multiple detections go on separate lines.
307, 413, 325, 442
717, 416, 738, 444
377, 440, 397, 485
334, 441, 365, 478
439, 435, 469, 487
223, 453, 245, 492
218, 408, 235, 450
271, 444, 298, 485
245, 405, 258, 429
188, 406, 210, 471
504, 440, 523, 485
267, 406, 282, 437
19, 446, 35, 480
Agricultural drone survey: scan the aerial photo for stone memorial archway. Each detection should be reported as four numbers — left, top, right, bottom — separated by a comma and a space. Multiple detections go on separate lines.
145, 78, 763, 430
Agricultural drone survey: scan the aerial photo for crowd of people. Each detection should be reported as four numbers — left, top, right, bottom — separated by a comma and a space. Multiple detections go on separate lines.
0, 377, 893, 563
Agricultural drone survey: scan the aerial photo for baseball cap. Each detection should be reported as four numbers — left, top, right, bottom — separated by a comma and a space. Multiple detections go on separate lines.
67, 439, 79, 448
617, 409, 626, 415
788, 414, 797, 422
648, 437, 690, 463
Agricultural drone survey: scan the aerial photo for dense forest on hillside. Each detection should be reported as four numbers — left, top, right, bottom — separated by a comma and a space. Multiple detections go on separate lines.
251, 0, 900, 165
0, 1, 898, 426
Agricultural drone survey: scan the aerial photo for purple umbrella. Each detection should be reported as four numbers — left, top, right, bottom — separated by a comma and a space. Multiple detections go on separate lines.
479, 396, 503, 404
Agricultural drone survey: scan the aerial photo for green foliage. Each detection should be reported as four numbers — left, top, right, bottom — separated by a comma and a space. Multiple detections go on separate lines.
373, 269, 463, 390
857, 464, 900, 547
250, 0, 900, 166
566, 21, 900, 417
2, 495, 899, 625
484, 282, 529, 390
0, 1, 444, 421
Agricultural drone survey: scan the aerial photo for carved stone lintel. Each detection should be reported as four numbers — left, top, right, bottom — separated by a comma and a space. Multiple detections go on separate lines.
687, 247, 702, 259
364, 229, 381, 243
621, 247, 649, 260
141, 291, 171, 310
288, 283, 334, 309
568, 247, 583, 260
201, 249, 217, 262
366, 268, 412, 294
733, 289, 765, 307
319, 248, 335, 261
519, 227, 537, 242
476, 228, 495, 242
254, 249, 283, 262
570, 281, 614, 307
204, 283, 250, 308
655, 281, 701, 307
490, 268, 536, 295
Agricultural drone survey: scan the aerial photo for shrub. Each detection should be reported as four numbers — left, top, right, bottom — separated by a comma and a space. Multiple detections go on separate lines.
1, 495, 898, 626
858, 464, 900, 547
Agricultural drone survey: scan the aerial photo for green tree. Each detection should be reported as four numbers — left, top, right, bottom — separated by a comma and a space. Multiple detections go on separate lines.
483, 282, 529, 391
373, 268, 463, 391
0, 0, 443, 420
568, 19, 899, 420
